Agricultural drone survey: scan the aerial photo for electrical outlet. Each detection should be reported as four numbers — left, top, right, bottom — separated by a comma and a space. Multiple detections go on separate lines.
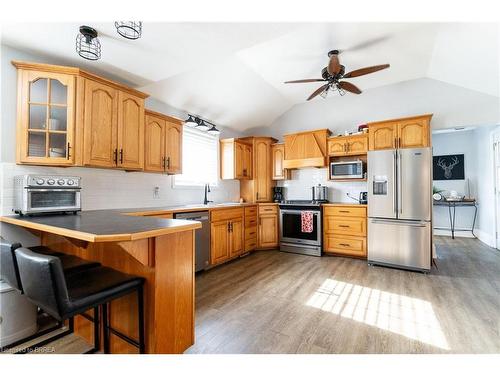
154, 186, 160, 199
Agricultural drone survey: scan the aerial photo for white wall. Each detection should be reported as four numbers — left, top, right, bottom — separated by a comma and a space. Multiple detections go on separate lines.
244, 78, 500, 140
278, 168, 367, 203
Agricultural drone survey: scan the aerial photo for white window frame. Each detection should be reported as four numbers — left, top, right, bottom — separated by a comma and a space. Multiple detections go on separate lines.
173, 126, 220, 189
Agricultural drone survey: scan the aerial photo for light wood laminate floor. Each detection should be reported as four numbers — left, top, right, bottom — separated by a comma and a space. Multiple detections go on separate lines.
187, 236, 500, 354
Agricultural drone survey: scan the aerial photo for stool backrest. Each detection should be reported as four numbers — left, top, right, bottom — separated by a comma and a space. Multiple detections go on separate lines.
15, 247, 70, 320
0, 237, 23, 291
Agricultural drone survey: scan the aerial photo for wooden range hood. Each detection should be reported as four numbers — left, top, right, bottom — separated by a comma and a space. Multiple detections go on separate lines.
283, 129, 331, 169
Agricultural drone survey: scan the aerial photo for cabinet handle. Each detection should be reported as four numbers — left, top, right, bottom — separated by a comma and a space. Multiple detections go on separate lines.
113, 149, 118, 165
339, 243, 350, 247
394, 137, 397, 149
346, 143, 349, 152
338, 210, 350, 213
66, 142, 71, 160
398, 137, 401, 148
339, 225, 350, 228
162, 156, 166, 171
256, 192, 259, 200
166, 156, 170, 170
119, 149, 123, 164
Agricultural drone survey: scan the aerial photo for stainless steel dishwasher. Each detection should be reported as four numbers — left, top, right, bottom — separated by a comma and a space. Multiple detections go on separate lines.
174, 211, 210, 272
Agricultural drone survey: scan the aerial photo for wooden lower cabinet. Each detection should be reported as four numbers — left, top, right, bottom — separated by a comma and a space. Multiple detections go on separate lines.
210, 221, 230, 265
244, 206, 258, 251
323, 204, 367, 258
210, 208, 244, 265
257, 204, 279, 249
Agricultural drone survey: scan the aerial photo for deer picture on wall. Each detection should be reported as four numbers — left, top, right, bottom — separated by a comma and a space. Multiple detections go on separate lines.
433, 154, 465, 180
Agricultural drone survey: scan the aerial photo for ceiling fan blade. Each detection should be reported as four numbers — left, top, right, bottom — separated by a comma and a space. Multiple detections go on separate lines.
339, 81, 362, 94
284, 79, 326, 84
307, 84, 329, 101
343, 64, 390, 78
327, 54, 341, 75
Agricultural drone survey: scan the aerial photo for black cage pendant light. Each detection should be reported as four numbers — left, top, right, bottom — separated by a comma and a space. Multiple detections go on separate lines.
76, 26, 101, 61
115, 22, 143, 40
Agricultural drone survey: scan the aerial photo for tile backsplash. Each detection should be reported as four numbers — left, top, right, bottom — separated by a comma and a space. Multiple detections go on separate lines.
278, 168, 368, 203
0, 163, 240, 215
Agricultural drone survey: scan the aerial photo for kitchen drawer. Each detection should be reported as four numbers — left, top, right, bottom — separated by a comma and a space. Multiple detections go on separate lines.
324, 234, 366, 257
324, 205, 366, 218
258, 204, 278, 215
245, 226, 257, 240
244, 205, 257, 216
211, 207, 244, 222
245, 238, 257, 251
330, 217, 366, 236
245, 216, 257, 227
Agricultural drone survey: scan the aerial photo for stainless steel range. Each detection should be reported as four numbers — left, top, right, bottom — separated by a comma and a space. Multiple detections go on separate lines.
278, 200, 327, 257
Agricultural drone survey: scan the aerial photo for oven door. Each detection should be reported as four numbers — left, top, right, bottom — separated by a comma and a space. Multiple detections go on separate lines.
26, 188, 81, 213
280, 209, 321, 246
330, 161, 363, 179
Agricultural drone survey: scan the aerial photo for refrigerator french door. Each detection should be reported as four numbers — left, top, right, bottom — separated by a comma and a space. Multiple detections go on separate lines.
368, 147, 432, 272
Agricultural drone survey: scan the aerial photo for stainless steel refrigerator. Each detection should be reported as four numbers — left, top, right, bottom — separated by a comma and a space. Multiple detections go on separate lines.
367, 147, 432, 272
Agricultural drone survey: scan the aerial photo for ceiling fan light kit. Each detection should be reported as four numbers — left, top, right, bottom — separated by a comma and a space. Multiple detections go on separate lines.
114, 21, 143, 40
76, 26, 101, 61
285, 49, 390, 101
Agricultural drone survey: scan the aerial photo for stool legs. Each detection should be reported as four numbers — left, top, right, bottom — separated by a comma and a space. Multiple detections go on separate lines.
101, 285, 145, 354
102, 303, 110, 354
137, 286, 145, 354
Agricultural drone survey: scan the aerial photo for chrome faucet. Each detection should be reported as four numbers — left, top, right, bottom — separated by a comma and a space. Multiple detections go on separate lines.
203, 183, 213, 205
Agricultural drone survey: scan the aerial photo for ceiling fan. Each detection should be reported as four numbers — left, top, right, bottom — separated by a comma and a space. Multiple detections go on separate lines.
284, 50, 390, 101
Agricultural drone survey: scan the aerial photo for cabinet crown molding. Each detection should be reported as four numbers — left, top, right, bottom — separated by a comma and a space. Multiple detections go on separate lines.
367, 114, 433, 126
12, 60, 149, 99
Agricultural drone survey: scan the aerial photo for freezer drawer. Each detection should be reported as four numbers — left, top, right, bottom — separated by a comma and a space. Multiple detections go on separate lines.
368, 218, 431, 271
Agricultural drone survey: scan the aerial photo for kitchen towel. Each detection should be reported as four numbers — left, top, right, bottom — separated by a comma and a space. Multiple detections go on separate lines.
301, 211, 314, 233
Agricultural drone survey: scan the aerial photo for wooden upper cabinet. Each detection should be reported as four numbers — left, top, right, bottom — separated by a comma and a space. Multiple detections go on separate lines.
144, 113, 166, 173
117, 92, 144, 170
220, 139, 252, 180
346, 134, 368, 155
83, 79, 118, 168
16, 69, 76, 165
327, 137, 346, 156
144, 111, 183, 174
165, 120, 183, 174
397, 117, 430, 149
243, 143, 253, 179
254, 138, 273, 202
13, 61, 150, 169
368, 114, 432, 150
283, 129, 331, 168
271, 143, 289, 180
328, 134, 368, 156
368, 122, 397, 151
234, 141, 245, 179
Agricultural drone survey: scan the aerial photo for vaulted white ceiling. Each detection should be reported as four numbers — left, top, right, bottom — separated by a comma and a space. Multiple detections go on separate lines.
2, 22, 498, 131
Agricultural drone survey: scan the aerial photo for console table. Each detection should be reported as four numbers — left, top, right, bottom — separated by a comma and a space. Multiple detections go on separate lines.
433, 199, 477, 239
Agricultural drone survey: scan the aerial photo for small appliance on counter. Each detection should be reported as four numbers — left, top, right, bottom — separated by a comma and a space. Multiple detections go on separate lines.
13, 175, 81, 215
273, 187, 284, 203
346, 192, 368, 204
312, 184, 328, 202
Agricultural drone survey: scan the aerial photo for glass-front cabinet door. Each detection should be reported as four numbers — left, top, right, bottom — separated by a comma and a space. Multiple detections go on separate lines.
18, 70, 75, 165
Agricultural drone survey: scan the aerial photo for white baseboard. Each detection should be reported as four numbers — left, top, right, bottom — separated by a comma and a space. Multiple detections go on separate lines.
434, 228, 497, 248
475, 229, 496, 248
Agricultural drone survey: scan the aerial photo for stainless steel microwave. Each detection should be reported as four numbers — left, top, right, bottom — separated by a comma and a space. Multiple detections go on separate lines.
13, 175, 81, 215
330, 160, 364, 179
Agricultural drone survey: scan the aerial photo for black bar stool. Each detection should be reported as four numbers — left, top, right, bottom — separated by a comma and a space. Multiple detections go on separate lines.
15, 248, 145, 354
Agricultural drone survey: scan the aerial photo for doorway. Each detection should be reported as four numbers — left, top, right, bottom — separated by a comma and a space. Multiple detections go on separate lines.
493, 129, 500, 249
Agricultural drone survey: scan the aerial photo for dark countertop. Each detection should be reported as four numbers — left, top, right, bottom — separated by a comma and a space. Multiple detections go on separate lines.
0, 202, 262, 243
0, 210, 202, 243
